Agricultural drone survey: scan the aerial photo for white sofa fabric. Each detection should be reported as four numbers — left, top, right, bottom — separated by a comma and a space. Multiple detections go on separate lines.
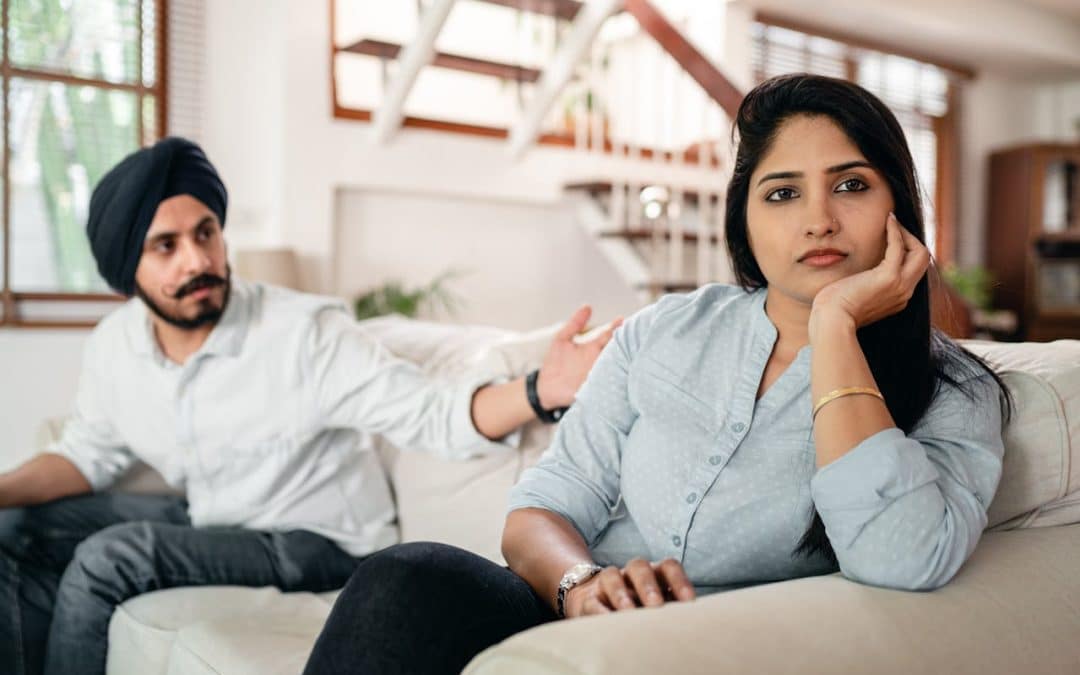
31, 322, 1079, 674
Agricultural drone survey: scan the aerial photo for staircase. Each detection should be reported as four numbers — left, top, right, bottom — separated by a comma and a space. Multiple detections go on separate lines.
332, 0, 744, 302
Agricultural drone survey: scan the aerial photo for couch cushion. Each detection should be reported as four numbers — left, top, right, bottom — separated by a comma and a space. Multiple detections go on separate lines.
367, 318, 564, 562
465, 524, 1080, 675
963, 340, 1080, 529
106, 586, 338, 675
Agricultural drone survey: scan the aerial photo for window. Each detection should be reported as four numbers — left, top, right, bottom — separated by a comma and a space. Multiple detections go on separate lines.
751, 19, 966, 264
1, 0, 166, 327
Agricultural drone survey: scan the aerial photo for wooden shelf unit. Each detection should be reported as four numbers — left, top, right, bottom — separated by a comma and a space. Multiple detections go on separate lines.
986, 143, 1080, 341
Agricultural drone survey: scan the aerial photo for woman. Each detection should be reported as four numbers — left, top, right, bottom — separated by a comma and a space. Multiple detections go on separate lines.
302, 73, 1012, 675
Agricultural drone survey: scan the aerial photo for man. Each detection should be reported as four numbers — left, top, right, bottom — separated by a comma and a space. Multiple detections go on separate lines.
0, 137, 618, 675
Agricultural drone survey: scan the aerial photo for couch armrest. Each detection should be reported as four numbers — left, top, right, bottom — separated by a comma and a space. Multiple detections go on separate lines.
465, 525, 1080, 675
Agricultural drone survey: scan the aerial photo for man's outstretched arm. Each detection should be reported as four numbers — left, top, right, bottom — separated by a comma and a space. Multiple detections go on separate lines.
470, 305, 622, 441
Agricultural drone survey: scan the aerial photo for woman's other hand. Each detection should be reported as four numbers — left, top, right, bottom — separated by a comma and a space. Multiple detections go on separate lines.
564, 558, 696, 618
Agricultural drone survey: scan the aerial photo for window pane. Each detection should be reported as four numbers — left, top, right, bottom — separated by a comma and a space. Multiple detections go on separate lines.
0, 108, 5, 300
752, 24, 846, 82
10, 78, 138, 292
9, 0, 140, 85
141, 0, 157, 85
142, 94, 157, 145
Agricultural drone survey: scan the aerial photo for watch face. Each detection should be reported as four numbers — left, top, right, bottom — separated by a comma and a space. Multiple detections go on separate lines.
565, 562, 599, 585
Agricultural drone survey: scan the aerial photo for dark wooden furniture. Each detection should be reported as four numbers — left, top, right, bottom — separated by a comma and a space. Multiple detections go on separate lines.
986, 143, 1080, 341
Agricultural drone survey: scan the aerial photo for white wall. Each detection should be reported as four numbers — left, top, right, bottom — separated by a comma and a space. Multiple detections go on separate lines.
335, 190, 641, 330
201, 0, 287, 249
0, 330, 87, 469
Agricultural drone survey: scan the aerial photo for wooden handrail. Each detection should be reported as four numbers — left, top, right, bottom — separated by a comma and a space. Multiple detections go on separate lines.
566, 181, 724, 202
339, 39, 542, 83
637, 281, 699, 294
622, 0, 743, 119
599, 228, 721, 245
13, 291, 124, 302
472, 0, 584, 21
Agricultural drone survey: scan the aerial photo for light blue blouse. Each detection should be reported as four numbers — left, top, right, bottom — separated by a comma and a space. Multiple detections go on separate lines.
508, 284, 1005, 592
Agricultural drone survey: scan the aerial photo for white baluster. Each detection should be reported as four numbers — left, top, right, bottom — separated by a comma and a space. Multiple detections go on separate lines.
653, 44, 665, 169
590, 42, 604, 154
697, 186, 712, 286
669, 186, 684, 285
696, 88, 712, 286
574, 79, 588, 152
626, 36, 640, 230
714, 188, 729, 284
610, 181, 627, 233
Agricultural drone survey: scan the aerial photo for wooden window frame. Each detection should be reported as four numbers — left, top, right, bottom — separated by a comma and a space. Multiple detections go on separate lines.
0, 0, 168, 329
752, 11, 971, 267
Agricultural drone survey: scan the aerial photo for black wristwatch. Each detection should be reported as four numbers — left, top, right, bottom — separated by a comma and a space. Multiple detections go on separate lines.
525, 369, 569, 424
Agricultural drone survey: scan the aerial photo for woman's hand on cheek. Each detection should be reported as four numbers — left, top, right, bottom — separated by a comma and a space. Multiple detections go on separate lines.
809, 212, 930, 338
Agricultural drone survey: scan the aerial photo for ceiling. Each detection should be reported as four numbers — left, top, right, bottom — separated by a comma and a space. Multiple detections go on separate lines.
732, 0, 1080, 79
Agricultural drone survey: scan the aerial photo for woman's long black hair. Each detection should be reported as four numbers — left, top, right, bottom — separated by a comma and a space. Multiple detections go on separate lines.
723, 73, 1013, 567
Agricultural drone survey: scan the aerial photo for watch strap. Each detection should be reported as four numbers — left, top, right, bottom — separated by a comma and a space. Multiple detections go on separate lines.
556, 563, 602, 618
526, 369, 569, 424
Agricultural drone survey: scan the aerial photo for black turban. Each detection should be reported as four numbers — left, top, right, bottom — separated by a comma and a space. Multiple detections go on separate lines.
86, 137, 228, 296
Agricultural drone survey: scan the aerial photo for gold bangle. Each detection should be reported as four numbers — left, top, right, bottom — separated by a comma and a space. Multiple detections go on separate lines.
812, 387, 884, 420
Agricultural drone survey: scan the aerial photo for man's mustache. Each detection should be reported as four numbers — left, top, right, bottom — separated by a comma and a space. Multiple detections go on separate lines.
173, 274, 227, 299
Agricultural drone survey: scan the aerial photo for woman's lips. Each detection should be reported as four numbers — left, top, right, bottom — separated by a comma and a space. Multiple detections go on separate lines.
800, 253, 848, 267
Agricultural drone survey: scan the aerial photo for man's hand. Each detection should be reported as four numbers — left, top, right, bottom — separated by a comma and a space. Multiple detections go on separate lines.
564, 558, 696, 618
536, 306, 623, 410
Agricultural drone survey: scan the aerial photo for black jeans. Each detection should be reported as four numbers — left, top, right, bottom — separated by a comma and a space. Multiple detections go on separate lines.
0, 492, 362, 675
303, 541, 556, 675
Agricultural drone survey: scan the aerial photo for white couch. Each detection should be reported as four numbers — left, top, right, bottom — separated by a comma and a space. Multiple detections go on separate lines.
35, 319, 1080, 674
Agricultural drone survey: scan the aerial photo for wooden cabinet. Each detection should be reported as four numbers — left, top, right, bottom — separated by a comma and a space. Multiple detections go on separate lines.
986, 143, 1080, 341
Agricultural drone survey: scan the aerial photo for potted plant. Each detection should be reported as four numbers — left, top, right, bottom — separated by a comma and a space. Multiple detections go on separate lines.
353, 270, 465, 322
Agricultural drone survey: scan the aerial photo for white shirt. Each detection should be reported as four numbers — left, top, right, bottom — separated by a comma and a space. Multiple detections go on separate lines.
51, 278, 509, 556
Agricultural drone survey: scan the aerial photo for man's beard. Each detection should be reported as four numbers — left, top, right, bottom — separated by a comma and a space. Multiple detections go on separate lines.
135, 268, 232, 330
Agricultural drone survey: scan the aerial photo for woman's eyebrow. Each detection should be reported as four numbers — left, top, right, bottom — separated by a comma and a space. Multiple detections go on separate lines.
756, 171, 800, 186
825, 160, 874, 174
755, 160, 874, 187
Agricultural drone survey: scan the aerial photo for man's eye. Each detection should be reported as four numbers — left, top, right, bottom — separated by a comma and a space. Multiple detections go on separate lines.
156, 241, 174, 253
765, 187, 798, 202
836, 178, 868, 193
